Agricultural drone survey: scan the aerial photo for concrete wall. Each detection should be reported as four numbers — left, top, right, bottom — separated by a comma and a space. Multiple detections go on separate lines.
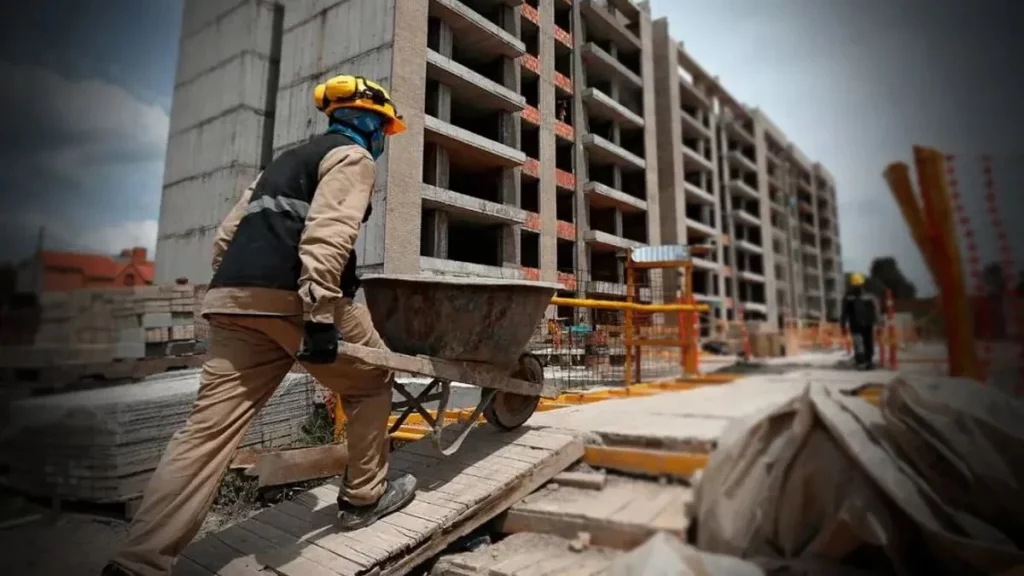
156, 0, 283, 284
157, 0, 399, 281
274, 0, 398, 270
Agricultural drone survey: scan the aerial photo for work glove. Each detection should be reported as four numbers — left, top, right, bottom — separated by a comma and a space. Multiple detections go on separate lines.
296, 321, 340, 364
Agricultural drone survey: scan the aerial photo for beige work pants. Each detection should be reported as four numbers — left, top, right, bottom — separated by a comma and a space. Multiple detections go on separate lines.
111, 299, 392, 576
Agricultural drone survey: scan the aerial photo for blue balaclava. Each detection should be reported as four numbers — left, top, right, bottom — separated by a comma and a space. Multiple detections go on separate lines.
327, 108, 387, 160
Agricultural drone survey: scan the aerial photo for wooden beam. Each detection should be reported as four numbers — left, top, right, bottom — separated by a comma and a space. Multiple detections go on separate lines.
583, 445, 707, 479
246, 444, 350, 488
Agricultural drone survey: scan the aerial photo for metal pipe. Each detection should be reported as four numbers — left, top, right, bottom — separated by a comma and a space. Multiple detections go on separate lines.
550, 297, 709, 313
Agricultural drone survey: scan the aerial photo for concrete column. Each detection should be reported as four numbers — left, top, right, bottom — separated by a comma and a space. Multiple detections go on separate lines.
538, 0, 558, 282
720, 127, 740, 321
572, 0, 591, 308
638, 11, 662, 299
383, 0, 429, 275
423, 211, 449, 259
498, 11, 522, 270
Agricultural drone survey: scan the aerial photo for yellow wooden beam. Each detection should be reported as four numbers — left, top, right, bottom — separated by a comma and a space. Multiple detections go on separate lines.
582, 445, 707, 479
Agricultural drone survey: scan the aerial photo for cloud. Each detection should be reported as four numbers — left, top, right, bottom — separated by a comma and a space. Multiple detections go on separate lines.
78, 219, 158, 256
0, 61, 168, 262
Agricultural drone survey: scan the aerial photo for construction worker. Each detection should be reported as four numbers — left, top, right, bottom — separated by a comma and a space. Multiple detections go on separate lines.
102, 76, 415, 576
840, 272, 879, 370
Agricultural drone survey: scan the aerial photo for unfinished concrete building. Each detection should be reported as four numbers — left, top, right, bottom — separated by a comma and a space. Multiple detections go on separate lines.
651, 20, 844, 330
157, 0, 663, 307
156, 0, 841, 326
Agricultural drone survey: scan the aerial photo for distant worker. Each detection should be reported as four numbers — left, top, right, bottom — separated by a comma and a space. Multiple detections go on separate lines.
840, 272, 878, 370
103, 76, 415, 576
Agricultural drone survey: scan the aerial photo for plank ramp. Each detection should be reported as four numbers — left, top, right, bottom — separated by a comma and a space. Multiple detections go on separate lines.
176, 426, 584, 576
497, 475, 691, 550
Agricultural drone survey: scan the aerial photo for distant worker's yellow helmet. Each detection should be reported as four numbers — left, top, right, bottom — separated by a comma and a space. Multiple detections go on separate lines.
849, 272, 866, 287
313, 75, 407, 136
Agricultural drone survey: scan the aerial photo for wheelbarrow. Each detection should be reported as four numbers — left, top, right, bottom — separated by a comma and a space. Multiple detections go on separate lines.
336, 274, 562, 456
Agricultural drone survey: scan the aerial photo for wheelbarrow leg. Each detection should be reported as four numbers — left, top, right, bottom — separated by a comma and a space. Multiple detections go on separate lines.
430, 388, 497, 457
390, 378, 445, 434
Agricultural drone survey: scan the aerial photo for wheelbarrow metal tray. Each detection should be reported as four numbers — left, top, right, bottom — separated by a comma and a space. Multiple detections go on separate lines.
360, 274, 562, 369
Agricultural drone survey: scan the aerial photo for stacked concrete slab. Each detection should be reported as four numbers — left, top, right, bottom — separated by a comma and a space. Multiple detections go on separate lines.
0, 369, 318, 503
6, 285, 203, 367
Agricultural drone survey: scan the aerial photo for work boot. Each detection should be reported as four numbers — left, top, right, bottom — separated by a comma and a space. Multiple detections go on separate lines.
336, 473, 417, 531
100, 563, 134, 576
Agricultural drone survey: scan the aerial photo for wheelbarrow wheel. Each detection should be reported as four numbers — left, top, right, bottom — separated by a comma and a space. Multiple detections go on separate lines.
484, 354, 543, 431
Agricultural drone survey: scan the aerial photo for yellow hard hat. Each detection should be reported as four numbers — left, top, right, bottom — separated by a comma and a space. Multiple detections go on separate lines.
313, 75, 407, 136
849, 272, 866, 286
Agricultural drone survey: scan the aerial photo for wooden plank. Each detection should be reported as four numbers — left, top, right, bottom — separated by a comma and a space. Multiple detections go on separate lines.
551, 471, 606, 490
185, 427, 582, 576
337, 342, 542, 396
247, 444, 349, 487
497, 477, 689, 551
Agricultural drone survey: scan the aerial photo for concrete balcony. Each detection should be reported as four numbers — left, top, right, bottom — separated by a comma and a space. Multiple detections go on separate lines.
582, 42, 642, 89
680, 108, 713, 140
430, 0, 526, 60
739, 301, 768, 315
682, 146, 714, 173
583, 133, 646, 172
685, 218, 718, 238
426, 50, 526, 113
735, 239, 764, 254
726, 121, 755, 145
678, 77, 711, 109
421, 257, 524, 279
728, 179, 760, 202
582, 87, 644, 130
727, 150, 758, 174
580, 0, 642, 54
584, 181, 647, 213
424, 116, 526, 170
584, 229, 645, 253
684, 181, 716, 205
692, 256, 720, 271
733, 208, 761, 227
421, 184, 527, 226
738, 270, 766, 285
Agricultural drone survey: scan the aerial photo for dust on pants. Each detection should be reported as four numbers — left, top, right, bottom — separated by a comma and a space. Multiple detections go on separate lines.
111, 299, 391, 576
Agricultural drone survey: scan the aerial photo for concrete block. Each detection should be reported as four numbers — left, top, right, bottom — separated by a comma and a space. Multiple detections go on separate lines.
155, 229, 219, 285
181, 0, 249, 38
179, 1, 278, 83
164, 111, 267, 185
158, 165, 259, 237
273, 49, 393, 151
115, 341, 146, 360
118, 328, 145, 344
170, 53, 274, 134
142, 313, 173, 329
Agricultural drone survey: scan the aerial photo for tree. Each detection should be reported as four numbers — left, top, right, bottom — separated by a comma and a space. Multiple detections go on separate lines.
982, 262, 1005, 296
866, 257, 917, 300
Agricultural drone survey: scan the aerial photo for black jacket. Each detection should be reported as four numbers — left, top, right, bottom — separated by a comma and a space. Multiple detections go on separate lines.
840, 288, 878, 332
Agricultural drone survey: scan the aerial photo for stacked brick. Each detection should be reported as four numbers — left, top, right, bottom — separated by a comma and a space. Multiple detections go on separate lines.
15, 285, 206, 366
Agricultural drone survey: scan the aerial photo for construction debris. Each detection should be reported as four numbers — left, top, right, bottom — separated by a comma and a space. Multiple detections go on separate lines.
607, 532, 764, 576
693, 374, 1024, 576
431, 532, 619, 576
551, 470, 607, 490
0, 370, 317, 507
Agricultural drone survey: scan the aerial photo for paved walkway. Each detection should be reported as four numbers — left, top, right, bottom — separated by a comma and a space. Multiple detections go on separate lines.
528, 367, 893, 450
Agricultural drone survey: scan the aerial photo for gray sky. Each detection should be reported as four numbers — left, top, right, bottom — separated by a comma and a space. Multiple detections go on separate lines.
650, 0, 1024, 295
1, 0, 1020, 295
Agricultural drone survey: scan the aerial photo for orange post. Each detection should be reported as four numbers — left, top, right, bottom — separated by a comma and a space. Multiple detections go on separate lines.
677, 293, 688, 375
624, 260, 637, 387
886, 290, 898, 370
876, 324, 887, 368
914, 147, 982, 380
